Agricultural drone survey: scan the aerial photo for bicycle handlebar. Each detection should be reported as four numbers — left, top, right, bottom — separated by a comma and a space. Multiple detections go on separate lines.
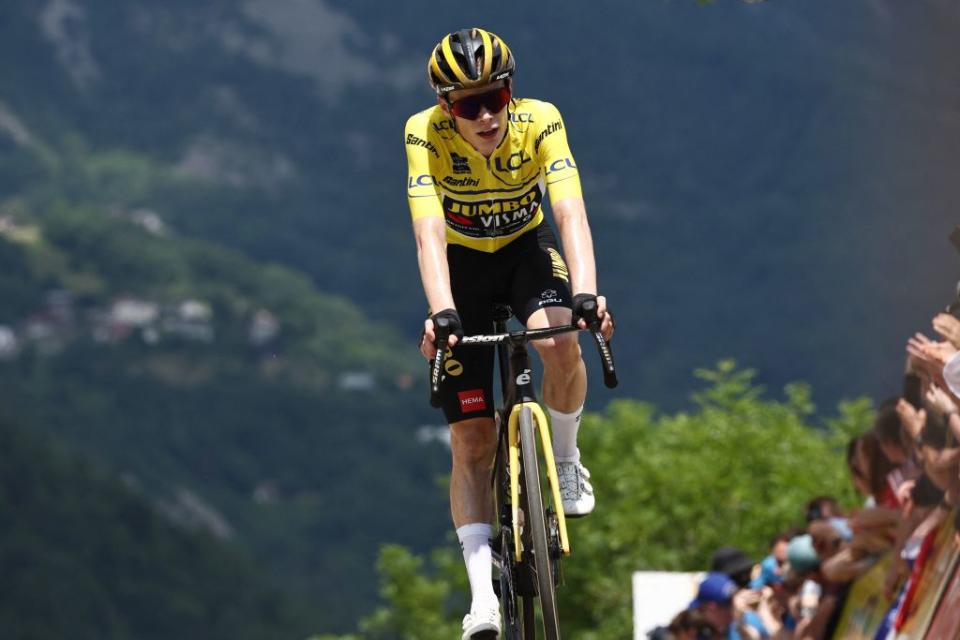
430, 317, 453, 407
429, 308, 617, 408
577, 298, 619, 390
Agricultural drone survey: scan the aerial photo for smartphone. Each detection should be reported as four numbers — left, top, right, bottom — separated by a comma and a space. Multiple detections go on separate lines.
951, 225, 960, 253
903, 374, 923, 409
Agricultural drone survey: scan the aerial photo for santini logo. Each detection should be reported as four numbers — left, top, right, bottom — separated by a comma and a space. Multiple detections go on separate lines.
406, 133, 439, 158
443, 176, 480, 187
534, 121, 563, 153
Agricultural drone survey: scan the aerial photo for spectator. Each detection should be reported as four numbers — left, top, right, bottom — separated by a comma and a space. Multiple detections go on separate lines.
655, 608, 719, 640
921, 385, 960, 504
750, 531, 797, 590
846, 432, 898, 507
804, 497, 841, 523
712, 547, 757, 589
897, 386, 958, 495
658, 296, 960, 638
688, 572, 737, 637
687, 572, 774, 639
784, 534, 840, 640
872, 402, 920, 505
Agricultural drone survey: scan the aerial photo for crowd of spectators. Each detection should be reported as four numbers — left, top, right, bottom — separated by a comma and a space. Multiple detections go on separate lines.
650, 285, 960, 639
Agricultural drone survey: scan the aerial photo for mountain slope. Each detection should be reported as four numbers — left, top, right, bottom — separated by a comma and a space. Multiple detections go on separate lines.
0, 415, 320, 639
0, 172, 450, 630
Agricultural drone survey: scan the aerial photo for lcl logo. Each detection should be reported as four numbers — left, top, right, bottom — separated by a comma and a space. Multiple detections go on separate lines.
494, 151, 532, 173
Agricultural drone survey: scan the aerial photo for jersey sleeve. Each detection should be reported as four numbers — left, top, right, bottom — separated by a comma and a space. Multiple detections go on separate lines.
534, 102, 582, 204
405, 114, 444, 220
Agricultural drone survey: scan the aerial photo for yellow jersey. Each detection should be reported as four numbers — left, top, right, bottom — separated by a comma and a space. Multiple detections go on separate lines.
405, 98, 582, 253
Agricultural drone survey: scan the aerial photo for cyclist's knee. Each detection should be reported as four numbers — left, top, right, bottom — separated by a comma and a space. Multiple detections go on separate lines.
534, 332, 582, 370
450, 417, 497, 466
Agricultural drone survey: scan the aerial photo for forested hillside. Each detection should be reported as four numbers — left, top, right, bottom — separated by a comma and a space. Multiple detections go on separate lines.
0, 145, 450, 630
0, 415, 317, 639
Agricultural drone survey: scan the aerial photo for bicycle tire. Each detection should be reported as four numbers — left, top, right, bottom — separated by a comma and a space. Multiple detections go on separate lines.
494, 427, 524, 640
518, 406, 561, 639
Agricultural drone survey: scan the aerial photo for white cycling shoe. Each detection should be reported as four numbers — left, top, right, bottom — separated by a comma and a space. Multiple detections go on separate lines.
461, 604, 501, 639
557, 460, 595, 517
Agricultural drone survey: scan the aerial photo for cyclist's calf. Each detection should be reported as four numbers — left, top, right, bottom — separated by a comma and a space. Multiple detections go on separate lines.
450, 417, 498, 466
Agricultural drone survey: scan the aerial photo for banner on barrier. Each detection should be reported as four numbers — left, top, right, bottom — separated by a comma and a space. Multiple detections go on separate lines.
831, 554, 892, 639
897, 513, 960, 639
924, 551, 960, 640
833, 509, 959, 640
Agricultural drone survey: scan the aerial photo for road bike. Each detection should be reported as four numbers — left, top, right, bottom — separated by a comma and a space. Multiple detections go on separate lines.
430, 299, 617, 639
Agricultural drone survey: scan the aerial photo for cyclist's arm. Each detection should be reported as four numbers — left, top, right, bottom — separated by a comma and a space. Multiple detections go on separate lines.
552, 196, 597, 297
535, 101, 613, 337
413, 216, 455, 315
554, 197, 612, 338
405, 113, 457, 353
413, 216, 458, 356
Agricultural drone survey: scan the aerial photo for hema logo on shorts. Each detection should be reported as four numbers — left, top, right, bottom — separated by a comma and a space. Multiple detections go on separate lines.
458, 389, 487, 413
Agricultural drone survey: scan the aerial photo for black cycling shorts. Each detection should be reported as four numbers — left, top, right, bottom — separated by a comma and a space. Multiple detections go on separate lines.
435, 223, 572, 423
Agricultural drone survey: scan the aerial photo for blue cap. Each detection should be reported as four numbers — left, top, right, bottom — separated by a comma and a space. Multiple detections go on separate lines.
787, 534, 820, 574
689, 572, 738, 609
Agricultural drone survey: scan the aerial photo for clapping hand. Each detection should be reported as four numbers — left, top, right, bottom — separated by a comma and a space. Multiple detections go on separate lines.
933, 313, 960, 350
925, 384, 958, 419
906, 333, 955, 385
896, 398, 927, 442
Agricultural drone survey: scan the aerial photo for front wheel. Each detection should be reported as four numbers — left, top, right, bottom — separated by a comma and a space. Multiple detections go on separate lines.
519, 406, 561, 639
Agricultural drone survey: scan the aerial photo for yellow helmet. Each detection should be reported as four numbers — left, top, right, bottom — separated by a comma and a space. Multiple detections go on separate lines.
427, 28, 516, 95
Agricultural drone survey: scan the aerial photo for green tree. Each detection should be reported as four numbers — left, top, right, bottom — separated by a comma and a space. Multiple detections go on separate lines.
325, 362, 871, 638
311, 545, 465, 640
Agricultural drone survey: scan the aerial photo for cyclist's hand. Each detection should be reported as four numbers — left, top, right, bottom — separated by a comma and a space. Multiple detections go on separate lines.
420, 308, 463, 360
572, 293, 614, 341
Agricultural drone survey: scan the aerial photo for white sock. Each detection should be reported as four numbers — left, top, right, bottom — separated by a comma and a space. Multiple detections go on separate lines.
548, 404, 583, 462
457, 523, 497, 611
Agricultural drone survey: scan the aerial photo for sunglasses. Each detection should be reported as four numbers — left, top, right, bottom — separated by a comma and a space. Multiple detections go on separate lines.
448, 85, 512, 120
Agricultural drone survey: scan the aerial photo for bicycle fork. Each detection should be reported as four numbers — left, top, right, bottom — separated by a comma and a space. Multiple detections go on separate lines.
508, 401, 571, 563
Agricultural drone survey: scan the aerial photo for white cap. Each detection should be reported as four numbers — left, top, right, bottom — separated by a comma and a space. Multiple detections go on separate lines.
944, 351, 960, 397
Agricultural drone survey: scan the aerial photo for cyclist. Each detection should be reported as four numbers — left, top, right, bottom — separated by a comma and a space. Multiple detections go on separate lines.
405, 28, 614, 638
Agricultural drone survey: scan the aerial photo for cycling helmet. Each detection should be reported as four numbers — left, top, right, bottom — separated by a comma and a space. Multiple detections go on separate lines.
427, 28, 515, 94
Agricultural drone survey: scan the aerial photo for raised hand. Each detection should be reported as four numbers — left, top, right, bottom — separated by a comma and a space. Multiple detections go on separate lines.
933, 313, 960, 350
926, 384, 959, 418
907, 334, 956, 386
896, 398, 927, 442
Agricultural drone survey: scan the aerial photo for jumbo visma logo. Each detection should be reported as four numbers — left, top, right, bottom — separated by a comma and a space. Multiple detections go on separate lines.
441, 186, 543, 238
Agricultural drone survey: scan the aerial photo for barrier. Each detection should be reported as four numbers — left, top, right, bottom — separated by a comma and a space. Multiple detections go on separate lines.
832, 509, 959, 640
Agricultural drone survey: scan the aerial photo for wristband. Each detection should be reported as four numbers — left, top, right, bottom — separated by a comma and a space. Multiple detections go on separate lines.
430, 308, 464, 343
571, 293, 598, 323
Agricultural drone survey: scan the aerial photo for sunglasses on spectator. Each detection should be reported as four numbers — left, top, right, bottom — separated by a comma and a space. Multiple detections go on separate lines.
447, 84, 512, 120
